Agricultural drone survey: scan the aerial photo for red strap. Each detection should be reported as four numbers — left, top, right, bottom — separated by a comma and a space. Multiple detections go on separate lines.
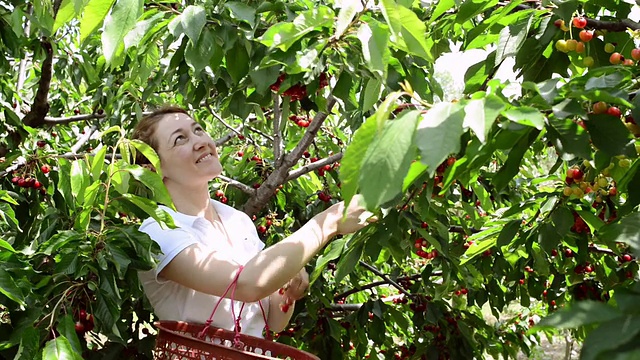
197, 265, 273, 343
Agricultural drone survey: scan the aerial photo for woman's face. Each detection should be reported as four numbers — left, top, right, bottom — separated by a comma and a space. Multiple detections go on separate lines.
152, 112, 222, 187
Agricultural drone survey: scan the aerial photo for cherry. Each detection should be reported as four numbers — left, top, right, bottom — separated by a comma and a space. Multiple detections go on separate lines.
632, 48, 640, 61
421, 222, 428, 229
578, 30, 593, 42
220, 196, 228, 204
297, 119, 309, 127
238, 134, 245, 140
41, 165, 50, 174
551, 249, 558, 257
572, 17, 587, 29
237, 150, 244, 157
74, 109, 80, 115
37, 140, 47, 148
303, 150, 310, 158
75, 321, 85, 333
257, 225, 267, 234
33, 180, 42, 189
621, 254, 632, 263
310, 157, 319, 163
524, 266, 534, 273
609, 52, 623, 65
564, 249, 574, 258
604, 43, 616, 53
518, 279, 525, 285
606, 106, 622, 118
51, 132, 57, 137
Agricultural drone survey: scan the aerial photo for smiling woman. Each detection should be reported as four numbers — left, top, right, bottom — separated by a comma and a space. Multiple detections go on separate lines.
130, 106, 375, 340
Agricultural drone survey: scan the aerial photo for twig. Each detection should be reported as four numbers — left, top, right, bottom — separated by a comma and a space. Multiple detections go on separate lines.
358, 261, 414, 298
206, 104, 258, 146
273, 94, 284, 167
214, 124, 244, 147
334, 274, 431, 300
245, 125, 274, 142
449, 225, 484, 234
588, 244, 616, 257
69, 125, 98, 154
217, 175, 255, 195
286, 153, 343, 181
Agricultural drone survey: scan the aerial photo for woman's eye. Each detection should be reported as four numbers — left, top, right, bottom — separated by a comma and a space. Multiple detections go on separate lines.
174, 135, 186, 144
195, 127, 204, 134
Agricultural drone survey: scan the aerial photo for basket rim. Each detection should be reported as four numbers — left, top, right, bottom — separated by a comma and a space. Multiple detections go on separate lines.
154, 320, 320, 360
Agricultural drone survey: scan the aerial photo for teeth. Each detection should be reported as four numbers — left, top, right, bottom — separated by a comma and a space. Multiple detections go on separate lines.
197, 154, 212, 163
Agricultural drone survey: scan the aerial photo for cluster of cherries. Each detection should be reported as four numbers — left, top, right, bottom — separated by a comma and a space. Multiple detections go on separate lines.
213, 189, 228, 204
74, 308, 95, 334
289, 115, 311, 128
269, 72, 330, 101
11, 165, 49, 195
413, 222, 438, 259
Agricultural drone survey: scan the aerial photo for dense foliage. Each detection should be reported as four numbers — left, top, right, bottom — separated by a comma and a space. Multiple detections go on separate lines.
1, 0, 640, 359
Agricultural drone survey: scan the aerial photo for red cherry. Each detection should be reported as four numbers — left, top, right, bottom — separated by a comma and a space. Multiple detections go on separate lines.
237, 151, 244, 157
421, 222, 428, 229
593, 101, 608, 114
550, 300, 556, 306
310, 157, 319, 163
257, 225, 267, 234
33, 180, 42, 189
215, 190, 224, 198
632, 48, 640, 61
551, 249, 558, 257
518, 279, 525, 285
610, 52, 623, 65
280, 303, 290, 312
75, 321, 85, 333
572, 17, 587, 29
564, 249, 574, 258
37, 140, 47, 148
51, 132, 57, 137
578, 30, 593, 42
622, 254, 632, 262
317, 168, 325, 177
606, 106, 622, 118
303, 151, 310, 158
297, 120, 309, 127
238, 134, 245, 140
74, 109, 80, 115
41, 165, 50, 174
220, 196, 228, 204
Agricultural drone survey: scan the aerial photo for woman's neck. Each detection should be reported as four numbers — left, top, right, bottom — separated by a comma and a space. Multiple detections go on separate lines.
165, 181, 214, 221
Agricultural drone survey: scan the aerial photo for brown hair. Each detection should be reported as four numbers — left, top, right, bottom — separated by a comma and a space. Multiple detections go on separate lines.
131, 105, 189, 165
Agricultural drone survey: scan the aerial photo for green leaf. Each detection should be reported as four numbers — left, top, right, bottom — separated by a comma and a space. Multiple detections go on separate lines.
402, 159, 428, 192
224, 2, 256, 28
226, 41, 249, 84
70, 159, 89, 203
334, 238, 365, 283
547, 117, 591, 160
463, 94, 505, 143
581, 315, 640, 360
503, 106, 545, 130
0, 267, 25, 306
534, 301, 622, 330
129, 139, 163, 178
585, 72, 626, 91
361, 77, 382, 113
181, 5, 206, 45
123, 11, 165, 50
357, 21, 390, 77
431, 0, 455, 19
57, 315, 83, 355
496, 220, 521, 247
121, 194, 175, 228
259, 7, 334, 51
185, 27, 215, 74
494, 16, 532, 67
334, 2, 357, 39
359, 110, 420, 209
91, 145, 107, 181
415, 101, 465, 175
122, 164, 173, 208
491, 129, 537, 191
379, 0, 433, 61
13, 326, 39, 360
53, 0, 77, 33
79, 0, 115, 43
586, 114, 637, 158
310, 237, 347, 285
599, 212, 640, 258
101, 0, 142, 64
460, 227, 501, 265
42, 336, 82, 360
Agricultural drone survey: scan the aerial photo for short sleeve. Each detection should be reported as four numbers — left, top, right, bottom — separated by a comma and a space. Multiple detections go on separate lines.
138, 219, 199, 283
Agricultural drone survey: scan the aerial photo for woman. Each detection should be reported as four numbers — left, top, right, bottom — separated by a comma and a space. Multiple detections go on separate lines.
132, 106, 373, 338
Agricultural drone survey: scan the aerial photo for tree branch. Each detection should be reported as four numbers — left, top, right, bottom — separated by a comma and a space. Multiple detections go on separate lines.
273, 94, 284, 167
586, 18, 640, 32
333, 274, 428, 301
22, 40, 53, 128
358, 261, 414, 298
44, 112, 106, 125
241, 96, 337, 216
217, 175, 256, 195
286, 152, 343, 181
69, 125, 98, 154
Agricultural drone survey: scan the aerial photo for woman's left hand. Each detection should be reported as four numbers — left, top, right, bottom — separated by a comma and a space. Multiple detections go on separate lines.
282, 268, 309, 302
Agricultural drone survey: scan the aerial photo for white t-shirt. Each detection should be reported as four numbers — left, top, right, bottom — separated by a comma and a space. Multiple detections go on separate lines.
138, 199, 269, 338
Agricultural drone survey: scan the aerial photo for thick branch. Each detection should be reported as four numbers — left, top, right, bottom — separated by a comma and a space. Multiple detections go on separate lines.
241, 96, 337, 216
586, 18, 640, 32
44, 112, 106, 125
22, 40, 53, 128
69, 125, 98, 154
286, 153, 343, 181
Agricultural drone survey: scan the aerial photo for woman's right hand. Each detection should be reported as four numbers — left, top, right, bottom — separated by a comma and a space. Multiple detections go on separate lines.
324, 195, 377, 235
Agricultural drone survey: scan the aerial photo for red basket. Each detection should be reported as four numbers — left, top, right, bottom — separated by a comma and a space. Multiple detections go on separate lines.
153, 266, 319, 360
154, 320, 319, 359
